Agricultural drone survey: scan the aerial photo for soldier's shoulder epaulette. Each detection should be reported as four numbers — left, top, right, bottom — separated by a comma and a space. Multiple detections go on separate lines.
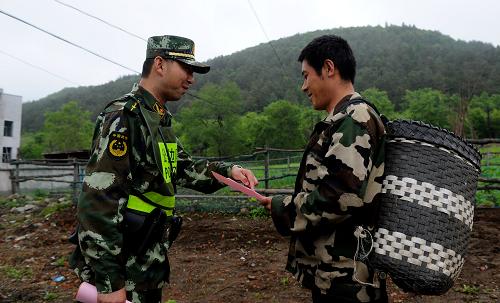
103, 93, 140, 115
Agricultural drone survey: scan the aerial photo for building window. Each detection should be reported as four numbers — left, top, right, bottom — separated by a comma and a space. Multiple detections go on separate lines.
4, 120, 13, 137
2, 147, 12, 163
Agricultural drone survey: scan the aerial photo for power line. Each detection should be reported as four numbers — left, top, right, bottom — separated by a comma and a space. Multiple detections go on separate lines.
0, 49, 80, 85
246, 0, 287, 75
0, 8, 140, 74
0, 7, 219, 106
47, 2, 214, 106
54, 0, 146, 42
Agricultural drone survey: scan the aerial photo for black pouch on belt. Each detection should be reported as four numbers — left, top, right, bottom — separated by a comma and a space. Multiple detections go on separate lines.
123, 207, 167, 256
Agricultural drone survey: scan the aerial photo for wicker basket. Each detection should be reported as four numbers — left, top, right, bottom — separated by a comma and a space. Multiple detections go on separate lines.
371, 120, 481, 295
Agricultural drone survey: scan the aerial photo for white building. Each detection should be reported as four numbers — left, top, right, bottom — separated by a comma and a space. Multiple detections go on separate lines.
0, 88, 22, 192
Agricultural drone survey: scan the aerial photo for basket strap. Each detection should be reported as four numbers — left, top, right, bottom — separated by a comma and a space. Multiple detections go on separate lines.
337, 97, 389, 125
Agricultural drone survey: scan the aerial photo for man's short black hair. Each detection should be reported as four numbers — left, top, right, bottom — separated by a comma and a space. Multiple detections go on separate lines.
298, 35, 356, 84
141, 58, 154, 78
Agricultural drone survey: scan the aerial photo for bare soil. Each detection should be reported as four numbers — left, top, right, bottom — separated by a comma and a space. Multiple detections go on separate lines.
0, 196, 498, 303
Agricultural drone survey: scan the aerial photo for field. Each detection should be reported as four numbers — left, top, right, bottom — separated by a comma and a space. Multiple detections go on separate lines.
0, 194, 499, 303
477, 144, 500, 207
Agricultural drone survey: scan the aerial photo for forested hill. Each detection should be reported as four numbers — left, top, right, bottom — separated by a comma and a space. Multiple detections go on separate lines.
22, 25, 500, 132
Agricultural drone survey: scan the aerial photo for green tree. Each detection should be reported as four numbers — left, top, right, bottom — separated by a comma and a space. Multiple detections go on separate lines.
42, 101, 94, 152
233, 112, 267, 153
466, 93, 500, 138
361, 88, 397, 119
299, 107, 325, 140
403, 89, 453, 129
255, 100, 305, 149
175, 82, 243, 156
19, 132, 45, 159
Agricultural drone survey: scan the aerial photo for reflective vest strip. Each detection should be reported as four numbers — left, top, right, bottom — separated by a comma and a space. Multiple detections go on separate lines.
127, 193, 175, 216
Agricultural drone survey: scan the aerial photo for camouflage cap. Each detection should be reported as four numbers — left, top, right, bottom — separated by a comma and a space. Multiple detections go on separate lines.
146, 35, 210, 74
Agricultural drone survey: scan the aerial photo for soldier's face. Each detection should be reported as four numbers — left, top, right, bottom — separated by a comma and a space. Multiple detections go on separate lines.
301, 60, 330, 111
161, 59, 194, 101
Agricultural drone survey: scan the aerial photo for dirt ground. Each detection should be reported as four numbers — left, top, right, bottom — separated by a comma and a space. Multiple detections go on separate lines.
0, 195, 498, 303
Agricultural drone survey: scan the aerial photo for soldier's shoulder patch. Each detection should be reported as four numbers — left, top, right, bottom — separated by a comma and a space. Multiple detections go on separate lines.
107, 132, 128, 159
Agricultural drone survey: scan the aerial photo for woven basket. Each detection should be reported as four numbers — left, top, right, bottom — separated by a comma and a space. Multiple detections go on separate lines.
371, 120, 481, 295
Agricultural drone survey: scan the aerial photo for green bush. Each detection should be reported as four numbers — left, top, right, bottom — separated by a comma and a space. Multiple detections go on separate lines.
249, 206, 268, 219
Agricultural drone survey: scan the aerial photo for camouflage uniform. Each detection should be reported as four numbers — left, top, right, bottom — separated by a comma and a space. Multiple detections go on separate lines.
70, 85, 232, 301
271, 93, 387, 302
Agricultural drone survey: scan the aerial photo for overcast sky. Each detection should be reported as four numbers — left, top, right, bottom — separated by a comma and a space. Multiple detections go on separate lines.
0, 0, 499, 102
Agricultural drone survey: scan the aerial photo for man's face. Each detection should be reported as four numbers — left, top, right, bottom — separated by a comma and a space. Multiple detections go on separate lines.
301, 60, 330, 111
160, 59, 194, 101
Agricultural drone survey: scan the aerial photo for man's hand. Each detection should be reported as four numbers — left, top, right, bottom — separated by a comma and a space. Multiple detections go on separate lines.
230, 165, 259, 189
97, 288, 127, 303
257, 196, 272, 211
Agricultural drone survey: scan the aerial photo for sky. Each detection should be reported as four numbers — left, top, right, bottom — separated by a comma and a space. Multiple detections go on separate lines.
0, 0, 499, 102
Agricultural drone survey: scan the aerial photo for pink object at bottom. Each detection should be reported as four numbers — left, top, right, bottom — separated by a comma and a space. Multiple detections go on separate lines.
75, 282, 131, 303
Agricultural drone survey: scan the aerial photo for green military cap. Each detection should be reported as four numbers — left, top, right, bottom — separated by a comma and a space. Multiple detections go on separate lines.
146, 35, 210, 74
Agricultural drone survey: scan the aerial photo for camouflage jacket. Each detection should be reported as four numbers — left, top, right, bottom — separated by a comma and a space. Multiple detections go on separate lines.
72, 86, 233, 293
270, 93, 387, 301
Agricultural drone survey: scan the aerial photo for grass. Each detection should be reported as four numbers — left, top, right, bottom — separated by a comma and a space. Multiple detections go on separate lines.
477, 144, 499, 207
280, 276, 290, 286
457, 284, 481, 295
1, 266, 33, 280
43, 292, 59, 301
41, 200, 72, 217
0, 197, 26, 209
248, 206, 269, 219
52, 256, 66, 267
32, 189, 50, 198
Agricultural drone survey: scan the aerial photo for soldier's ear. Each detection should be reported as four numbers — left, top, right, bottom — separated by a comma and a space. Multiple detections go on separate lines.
153, 56, 166, 75
324, 60, 335, 77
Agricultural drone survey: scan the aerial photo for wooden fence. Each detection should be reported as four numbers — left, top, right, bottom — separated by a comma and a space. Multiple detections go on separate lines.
2, 142, 498, 201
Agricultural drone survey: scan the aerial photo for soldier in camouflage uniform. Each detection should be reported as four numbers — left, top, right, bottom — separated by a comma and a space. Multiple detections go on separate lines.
258, 35, 388, 302
70, 35, 258, 303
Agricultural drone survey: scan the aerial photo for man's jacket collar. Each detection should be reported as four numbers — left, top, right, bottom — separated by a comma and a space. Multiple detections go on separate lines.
134, 85, 172, 121
324, 92, 361, 124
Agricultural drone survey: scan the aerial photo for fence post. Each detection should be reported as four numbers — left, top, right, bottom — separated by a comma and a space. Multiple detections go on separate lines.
14, 163, 20, 194
9, 169, 16, 194
287, 156, 290, 172
264, 148, 270, 189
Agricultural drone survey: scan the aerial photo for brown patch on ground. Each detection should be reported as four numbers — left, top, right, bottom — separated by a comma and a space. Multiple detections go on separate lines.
0, 199, 498, 303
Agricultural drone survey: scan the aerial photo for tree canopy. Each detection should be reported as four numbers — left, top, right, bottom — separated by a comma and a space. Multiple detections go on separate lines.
18, 25, 500, 158
22, 25, 500, 133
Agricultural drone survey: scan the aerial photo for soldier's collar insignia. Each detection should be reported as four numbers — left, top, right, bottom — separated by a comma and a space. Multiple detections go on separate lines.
130, 101, 138, 111
153, 102, 166, 118
108, 132, 128, 159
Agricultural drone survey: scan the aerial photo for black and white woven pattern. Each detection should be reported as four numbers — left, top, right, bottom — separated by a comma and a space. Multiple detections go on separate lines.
382, 175, 474, 228
374, 228, 465, 279
371, 120, 481, 295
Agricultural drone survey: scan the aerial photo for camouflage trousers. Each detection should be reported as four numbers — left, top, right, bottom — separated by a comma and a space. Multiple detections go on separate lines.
311, 281, 388, 303
127, 288, 162, 303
